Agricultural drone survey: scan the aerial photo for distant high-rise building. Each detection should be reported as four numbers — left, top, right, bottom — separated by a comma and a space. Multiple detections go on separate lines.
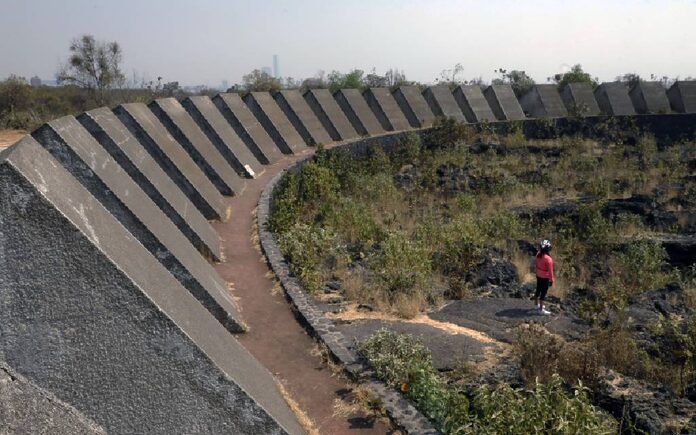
273, 55, 279, 78
261, 66, 272, 76
221, 80, 229, 90
30, 76, 41, 87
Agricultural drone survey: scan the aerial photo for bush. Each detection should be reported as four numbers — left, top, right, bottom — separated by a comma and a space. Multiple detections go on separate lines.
424, 117, 472, 149
372, 231, 432, 313
469, 375, 615, 434
358, 329, 615, 435
277, 223, 344, 293
297, 162, 339, 203
356, 329, 470, 434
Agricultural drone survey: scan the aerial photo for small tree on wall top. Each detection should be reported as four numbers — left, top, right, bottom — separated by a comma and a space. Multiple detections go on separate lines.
57, 34, 125, 105
550, 64, 599, 90
242, 69, 281, 93
492, 68, 535, 98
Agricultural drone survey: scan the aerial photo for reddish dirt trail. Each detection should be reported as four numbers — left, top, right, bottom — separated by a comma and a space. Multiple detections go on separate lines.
213, 150, 390, 435
0, 130, 26, 149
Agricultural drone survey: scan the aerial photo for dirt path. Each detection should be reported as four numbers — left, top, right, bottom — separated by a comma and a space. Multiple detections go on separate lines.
0, 130, 26, 149
213, 150, 391, 435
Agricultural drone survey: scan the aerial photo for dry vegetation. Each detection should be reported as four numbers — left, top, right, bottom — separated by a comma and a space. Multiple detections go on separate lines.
270, 118, 696, 433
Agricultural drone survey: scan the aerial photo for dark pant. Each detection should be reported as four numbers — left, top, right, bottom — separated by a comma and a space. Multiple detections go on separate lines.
534, 277, 550, 301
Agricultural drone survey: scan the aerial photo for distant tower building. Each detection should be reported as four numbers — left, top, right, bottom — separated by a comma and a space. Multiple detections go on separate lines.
261, 66, 272, 76
273, 55, 279, 78
30, 76, 41, 87
222, 80, 229, 91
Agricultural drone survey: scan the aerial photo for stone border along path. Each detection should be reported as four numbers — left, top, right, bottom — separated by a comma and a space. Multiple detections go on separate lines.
212, 146, 398, 435
252, 133, 439, 435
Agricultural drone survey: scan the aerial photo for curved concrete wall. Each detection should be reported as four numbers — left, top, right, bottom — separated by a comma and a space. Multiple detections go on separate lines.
2, 78, 696, 433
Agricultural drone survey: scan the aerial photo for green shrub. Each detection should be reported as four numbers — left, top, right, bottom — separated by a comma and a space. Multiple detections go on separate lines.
298, 162, 339, 202
355, 329, 469, 433
358, 329, 615, 435
391, 131, 422, 166
269, 172, 300, 234
617, 239, 668, 295
373, 231, 432, 297
277, 223, 344, 293
425, 117, 472, 149
469, 375, 615, 434
317, 197, 385, 252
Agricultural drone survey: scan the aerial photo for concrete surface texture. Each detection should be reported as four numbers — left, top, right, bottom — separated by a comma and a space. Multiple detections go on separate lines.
560, 82, 601, 116
213, 93, 283, 164
594, 82, 636, 116
393, 85, 436, 128
243, 92, 306, 154
483, 84, 526, 121
30, 116, 244, 334
519, 84, 568, 118
333, 88, 385, 136
114, 103, 228, 220
304, 88, 359, 141
148, 98, 245, 196
0, 362, 107, 434
274, 90, 333, 146
0, 138, 303, 435
453, 85, 496, 123
77, 107, 222, 262
667, 81, 696, 113
363, 87, 411, 131
629, 81, 671, 114
422, 86, 467, 122
182, 95, 263, 178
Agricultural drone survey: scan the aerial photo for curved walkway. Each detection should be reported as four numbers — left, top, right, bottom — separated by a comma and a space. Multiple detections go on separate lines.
212, 149, 391, 435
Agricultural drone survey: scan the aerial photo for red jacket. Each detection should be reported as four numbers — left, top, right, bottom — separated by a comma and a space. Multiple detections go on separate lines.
535, 253, 554, 282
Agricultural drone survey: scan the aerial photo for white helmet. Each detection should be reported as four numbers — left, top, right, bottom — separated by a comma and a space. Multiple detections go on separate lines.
540, 239, 552, 252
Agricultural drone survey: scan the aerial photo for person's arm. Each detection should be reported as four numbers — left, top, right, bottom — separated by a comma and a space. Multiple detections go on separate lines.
548, 256, 554, 285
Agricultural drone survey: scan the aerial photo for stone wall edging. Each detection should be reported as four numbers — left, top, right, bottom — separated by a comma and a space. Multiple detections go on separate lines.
257, 131, 440, 435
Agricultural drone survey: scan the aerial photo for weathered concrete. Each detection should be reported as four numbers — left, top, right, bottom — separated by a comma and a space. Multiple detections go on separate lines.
213, 93, 283, 164
114, 103, 227, 220
629, 82, 671, 114
333, 88, 385, 136
0, 363, 106, 434
519, 84, 569, 118
243, 92, 306, 154
304, 89, 358, 141
393, 86, 436, 128
148, 98, 245, 196
422, 86, 467, 122
483, 84, 526, 121
0, 138, 303, 435
77, 107, 222, 262
667, 81, 696, 113
560, 82, 601, 116
363, 87, 411, 131
31, 117, 243, 334
594, 82, 636, 116
182, 95, 263, 178
453, 85, 496, 123
274, 90, 333, 146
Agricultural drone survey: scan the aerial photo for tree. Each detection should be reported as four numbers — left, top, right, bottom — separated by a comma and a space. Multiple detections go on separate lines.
615, 72, 642, 88
363, 68, 389, 88
328, 69, 364, 93
57, 34, 125, 105
242, 69, 281, 92
435, 63, 464, 88
550, 64, 598, 90
492, 68, 535, 98
0, 75, 31, 114
301, 70, 328, 90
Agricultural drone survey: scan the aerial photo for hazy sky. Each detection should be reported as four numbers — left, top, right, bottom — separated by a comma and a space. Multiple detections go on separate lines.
1, 0, 695, 87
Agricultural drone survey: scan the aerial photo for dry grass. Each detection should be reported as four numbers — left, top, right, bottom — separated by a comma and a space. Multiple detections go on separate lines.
327, 304, 501, 345
276, 381, 320, 435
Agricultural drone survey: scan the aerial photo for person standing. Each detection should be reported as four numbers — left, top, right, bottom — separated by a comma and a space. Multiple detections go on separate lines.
533, 240, 554, 315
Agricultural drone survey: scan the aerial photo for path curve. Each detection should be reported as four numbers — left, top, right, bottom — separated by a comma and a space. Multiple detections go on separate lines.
212, 149, 391, 435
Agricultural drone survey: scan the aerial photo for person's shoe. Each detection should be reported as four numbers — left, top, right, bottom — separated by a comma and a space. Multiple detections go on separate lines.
539, 308, 551, 316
